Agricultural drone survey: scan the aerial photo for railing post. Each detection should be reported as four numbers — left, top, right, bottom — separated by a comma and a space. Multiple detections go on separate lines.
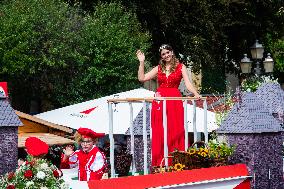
129, 102, 136, 174
142, 100, 148, 174
108, 102, 115, 178
163, 100, 168, 167
192, 100, 197, 143
149, 103, 152, 162
183, 100, 188, 151
203, 99, 208, 143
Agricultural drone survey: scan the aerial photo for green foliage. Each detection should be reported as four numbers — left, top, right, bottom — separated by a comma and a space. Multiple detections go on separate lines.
0, 0, 85, 75
241, 75, 278, 92
72, 2, 151, 102
208, 139, 235, 159
0, 0, 87, 110
0, 0, 151, 111
214, 90, 235, 127
267, 36, 284, 73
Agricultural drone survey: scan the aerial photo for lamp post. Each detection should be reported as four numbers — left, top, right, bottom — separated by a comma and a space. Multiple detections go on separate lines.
240, 40, 274, 75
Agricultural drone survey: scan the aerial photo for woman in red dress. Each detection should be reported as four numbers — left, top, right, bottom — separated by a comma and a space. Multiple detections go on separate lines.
137, 44, 201, 166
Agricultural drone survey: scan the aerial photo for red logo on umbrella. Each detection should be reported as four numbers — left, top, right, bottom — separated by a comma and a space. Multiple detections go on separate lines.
80, 107, 97, 114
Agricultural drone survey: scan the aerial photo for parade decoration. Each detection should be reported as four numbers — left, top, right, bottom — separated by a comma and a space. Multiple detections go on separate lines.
0, 155, 68, 189
152, 140, 235, 174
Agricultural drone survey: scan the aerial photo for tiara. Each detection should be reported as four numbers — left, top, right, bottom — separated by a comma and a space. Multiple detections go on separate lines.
159, 44, 170, 51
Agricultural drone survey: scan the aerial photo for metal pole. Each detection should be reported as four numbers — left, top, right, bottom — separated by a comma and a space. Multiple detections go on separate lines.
254, 61, 261, 76
108, 102, 115, 178
192, 100, 197, 143
163, 100, 168, 167
203, 99, 208, 143
142, 101, 148, 174
183, 100, 188, 151
129, 102, 136, 174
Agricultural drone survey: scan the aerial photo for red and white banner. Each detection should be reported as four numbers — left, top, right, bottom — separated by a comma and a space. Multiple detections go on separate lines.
67, 164, 250, 189
0, 82, 8, 97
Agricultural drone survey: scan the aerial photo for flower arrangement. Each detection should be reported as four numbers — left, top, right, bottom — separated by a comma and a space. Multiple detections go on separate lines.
168, 140, 235, 172
241, 75, 278, 92
207, 139, 235, 166
151, 139, 236, 174
151, 160, 187, 173
0, 155, 68, 189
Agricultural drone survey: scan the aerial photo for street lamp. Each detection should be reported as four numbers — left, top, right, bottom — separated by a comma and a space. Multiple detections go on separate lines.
240, 54, 252, 74
240, 40, 274, 75
263, 53, 274, 73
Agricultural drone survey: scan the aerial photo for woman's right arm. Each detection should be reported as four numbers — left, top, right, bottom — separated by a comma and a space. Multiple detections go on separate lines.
137, 50, 158, 82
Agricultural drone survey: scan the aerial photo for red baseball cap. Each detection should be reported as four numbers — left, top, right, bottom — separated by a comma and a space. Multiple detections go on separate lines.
25, 137, 49, 156
77, 127, 105, 139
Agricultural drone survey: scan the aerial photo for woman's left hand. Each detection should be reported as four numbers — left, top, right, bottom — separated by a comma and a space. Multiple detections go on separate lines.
194, 94, 202, 99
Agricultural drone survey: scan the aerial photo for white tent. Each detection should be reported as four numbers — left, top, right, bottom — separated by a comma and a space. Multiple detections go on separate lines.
36, 88, 155, 134
36, 88, 218, 134
187, 105, 218, 132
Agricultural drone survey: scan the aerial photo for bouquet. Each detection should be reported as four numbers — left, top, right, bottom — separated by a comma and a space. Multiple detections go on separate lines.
0, 155, 68, 189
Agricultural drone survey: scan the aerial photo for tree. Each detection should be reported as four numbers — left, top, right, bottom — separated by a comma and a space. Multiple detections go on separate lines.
120, 0, 284, 92
266, 6, 284, 84
0, 0, 151, 112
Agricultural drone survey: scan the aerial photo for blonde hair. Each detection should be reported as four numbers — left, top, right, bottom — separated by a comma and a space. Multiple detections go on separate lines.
74, 131, 82, 144
74, 131, 98, 144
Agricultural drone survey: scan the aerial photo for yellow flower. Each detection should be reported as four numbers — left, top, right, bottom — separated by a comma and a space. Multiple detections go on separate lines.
200, 152, 207, 157
199, 147, 204, 152
174, 163, 185, 171
160, 167, 166, 173
188, 148, 196, 155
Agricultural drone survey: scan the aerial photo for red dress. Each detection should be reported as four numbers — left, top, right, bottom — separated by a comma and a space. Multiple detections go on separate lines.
151, 63, 185, 166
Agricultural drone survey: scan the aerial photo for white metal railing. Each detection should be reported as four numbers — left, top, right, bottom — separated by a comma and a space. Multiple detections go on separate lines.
107, 97, 208, 178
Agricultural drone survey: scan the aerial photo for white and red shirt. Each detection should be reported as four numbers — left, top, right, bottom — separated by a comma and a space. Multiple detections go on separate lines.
61, 145, 106, 181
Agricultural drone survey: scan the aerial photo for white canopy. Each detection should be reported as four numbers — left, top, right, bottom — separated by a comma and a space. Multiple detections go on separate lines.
36, 88, 218, 134
187, 105, 218, 132
36, 88, 155, 134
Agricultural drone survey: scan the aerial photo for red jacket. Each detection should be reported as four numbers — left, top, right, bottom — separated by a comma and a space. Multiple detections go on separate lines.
61, 146, 106, 181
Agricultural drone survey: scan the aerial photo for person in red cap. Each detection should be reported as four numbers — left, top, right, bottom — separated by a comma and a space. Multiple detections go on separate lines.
61, 127, 106, 181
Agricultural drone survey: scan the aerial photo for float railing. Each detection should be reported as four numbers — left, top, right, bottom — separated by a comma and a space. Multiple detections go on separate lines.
107, 96, 208, 178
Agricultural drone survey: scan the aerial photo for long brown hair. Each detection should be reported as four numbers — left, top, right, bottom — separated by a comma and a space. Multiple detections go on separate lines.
158, 44, 179, 73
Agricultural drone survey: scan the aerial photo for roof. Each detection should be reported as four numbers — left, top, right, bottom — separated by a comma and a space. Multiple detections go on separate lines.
125, 104, 151, 135
15, 110, 73, 133
217, 92, 284, 133
0, 96, 22, 127
18, 133, 75, 148
255, 82, 284, 123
